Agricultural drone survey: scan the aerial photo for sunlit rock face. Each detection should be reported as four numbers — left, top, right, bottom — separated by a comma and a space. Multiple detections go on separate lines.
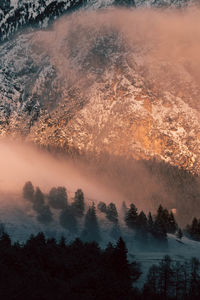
1, 7, 200, 174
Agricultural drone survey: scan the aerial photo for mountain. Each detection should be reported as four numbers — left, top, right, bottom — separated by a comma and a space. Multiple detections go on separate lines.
0, 1, 200, 175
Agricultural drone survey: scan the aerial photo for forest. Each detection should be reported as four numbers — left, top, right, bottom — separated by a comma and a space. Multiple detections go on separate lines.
0, 229, 200, 299
22, 180, 200, 246
0, 181, 189, 299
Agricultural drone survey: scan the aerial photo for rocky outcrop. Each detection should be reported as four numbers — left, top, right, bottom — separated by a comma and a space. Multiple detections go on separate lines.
1, 5, 200, 174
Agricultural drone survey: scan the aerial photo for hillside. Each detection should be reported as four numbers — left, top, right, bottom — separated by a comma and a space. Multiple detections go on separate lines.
1, 6, 200, 176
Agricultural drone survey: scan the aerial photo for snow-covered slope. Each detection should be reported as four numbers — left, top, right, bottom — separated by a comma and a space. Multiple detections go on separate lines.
1, 7, 200, 174
0, 0, 83, 42
132, 234, 200, 287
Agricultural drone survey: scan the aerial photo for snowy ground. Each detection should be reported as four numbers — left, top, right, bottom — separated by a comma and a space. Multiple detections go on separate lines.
131, 234, 200, 288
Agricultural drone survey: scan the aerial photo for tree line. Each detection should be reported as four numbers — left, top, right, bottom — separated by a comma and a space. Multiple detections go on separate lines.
0, 229, 200, 299
23, 181, 200, 246
23, 181, 181, 248
0, 230, 140, 300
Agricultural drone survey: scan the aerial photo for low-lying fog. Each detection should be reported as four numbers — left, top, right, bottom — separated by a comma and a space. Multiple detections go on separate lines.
0, 140, 123, 204
0, 136, 199, 241
0, 139, 187, 215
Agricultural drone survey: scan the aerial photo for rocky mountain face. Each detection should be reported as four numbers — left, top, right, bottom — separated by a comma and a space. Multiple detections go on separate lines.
0, 0, 83, 42
0, 3, 200, 175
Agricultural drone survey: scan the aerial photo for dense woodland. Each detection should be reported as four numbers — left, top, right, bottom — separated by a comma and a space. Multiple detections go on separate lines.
0, 229, 200, 299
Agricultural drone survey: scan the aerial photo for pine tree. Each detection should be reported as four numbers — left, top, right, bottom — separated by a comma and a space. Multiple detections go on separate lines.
81, 203, 101, 243
59, 236, 66, 248
156, 205, 177, 234
143, 264, 160, 298
0, 232, 11, 251
156, 205, 170, 229
115, 237, 128, 265
26, 232, 46, 250
189, 257, 200, 299
71, 189, 85, 217
173, 262, 188, 300
97, 201, 107, 213
176, 228, 183, 240
105, 242, 115, 256
135, 211, 148, 247
37, 205, 53, 224
168, 211, 178, 234
152, 216, 168, 249
190, 218, 200, 241
33, 187, 45, 213
147, 212, 154, 234
106, 203, 118, 224
59, 207, 78, 234
23, 181, 34, 202
125, 203, 138, 230
136, 211, 147, 230
48, 186, 68, 210
0, 222, 5, 237
158, 255, 174, 299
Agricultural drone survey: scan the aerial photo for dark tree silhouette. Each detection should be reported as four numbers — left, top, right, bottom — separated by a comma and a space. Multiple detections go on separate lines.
152, 216, 168, 247
143, 264, 160, 299
147, 212, 154, 234
33, 187, 45, 213
59, 206, 78, 234
135, 211, 148, 247
37, 205, 53, 224
186, 218, 200, 241
97, 201, 107, 213
176, 228, 183, 240
159, 255, 175, 299
136, 211, 147, 230
106, 202, 118, 224
125, 203, 138, 230
155, 205, 177, 235
23, 181, 34, 202
189, 257, 200, 299
48, 186, 68, 209
0, 232, 11, 251
81, 203, 101, 243
71, 189, 85, 217
168, 211, 178, 234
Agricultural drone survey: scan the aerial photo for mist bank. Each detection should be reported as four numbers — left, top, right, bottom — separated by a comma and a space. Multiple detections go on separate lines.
0, 140, 200, 225
33, 6, 200, 108
0, 140, 123, 205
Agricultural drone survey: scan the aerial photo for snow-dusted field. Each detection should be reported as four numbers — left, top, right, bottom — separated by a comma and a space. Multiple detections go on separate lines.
130, 234, 200, 287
